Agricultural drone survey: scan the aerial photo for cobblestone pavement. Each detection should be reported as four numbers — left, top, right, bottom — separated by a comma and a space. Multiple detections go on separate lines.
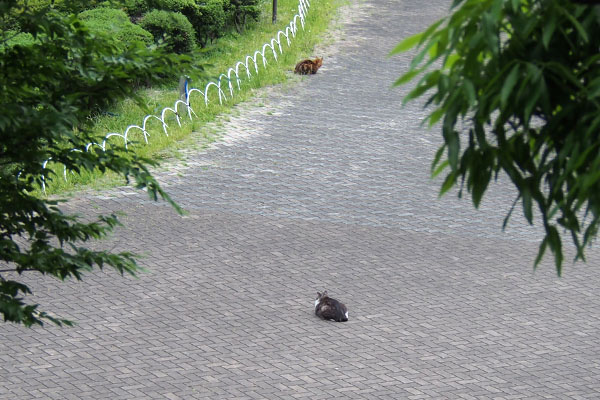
2, 0, 600, 399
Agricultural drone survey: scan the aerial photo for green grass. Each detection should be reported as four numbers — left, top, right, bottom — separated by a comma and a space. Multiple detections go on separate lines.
43, 0, 342, 196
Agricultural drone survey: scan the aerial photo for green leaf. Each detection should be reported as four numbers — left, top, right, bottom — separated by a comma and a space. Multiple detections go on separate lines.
587, 76, 600, 98
462, 78, 476, 107
482, 11, 499, 54
409, 38, 438, 69
546, 225, 564, 275
518, 64, 543, 124
561, 7, 589, 43
503, 196, 519, 231
432, 160, 449, 179
421, 18, 446, 43
403, 83, 432, 104
533, 236, 548, 269
428, 107, 445, 127
389, 32, 425, 55
542, 13, 557, 49
393, 66, 425, 87
471, 161, 491, 208
439, 171, 457, 197
500, 64, 520, 108
428, 28, 449, 60
443, 124, 460, 171
431, 145, 447, 174
443, 53, 460, 70
545, 61, 582, 88
523, 82, 542, 124
390, 18, 446, 56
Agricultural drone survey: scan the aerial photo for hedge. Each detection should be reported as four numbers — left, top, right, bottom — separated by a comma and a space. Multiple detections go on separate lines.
79, 8, 154, 49
140, 9, 197, 53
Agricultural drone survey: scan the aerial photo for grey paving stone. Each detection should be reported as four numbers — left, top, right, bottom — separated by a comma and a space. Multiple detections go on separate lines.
2, 0, 600, 399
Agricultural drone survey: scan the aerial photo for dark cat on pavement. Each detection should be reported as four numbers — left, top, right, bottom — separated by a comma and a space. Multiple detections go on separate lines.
314, 291, 348, 322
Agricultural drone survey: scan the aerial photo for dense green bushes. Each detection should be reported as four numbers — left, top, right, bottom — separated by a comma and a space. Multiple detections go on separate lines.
122, 0, 150, 18
140, 9, 196, 53
10, 0, 102, 14
3, 0, 98, 30
150, 0, 203, 30
2, 32, 35, 50
197, 0, 228, 46
3, 0, 263, 54
141, 0, 258, 48
135, 0, 261, 48
79, 8, 154, 49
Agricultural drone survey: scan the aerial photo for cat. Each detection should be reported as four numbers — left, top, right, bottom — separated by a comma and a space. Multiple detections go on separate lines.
314, 291, 348, 322
294, 57, 323, 75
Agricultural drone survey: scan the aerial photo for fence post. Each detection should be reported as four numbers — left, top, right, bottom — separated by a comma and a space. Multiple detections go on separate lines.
273, 0, 278, 23
178, 76, 188, 101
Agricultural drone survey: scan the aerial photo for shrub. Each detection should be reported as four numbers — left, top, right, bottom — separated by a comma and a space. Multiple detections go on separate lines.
79, 8, 154, 49
12, 0, 53, 13
227, 0, 260, 33
4, 0, 107, 31
140, 9, 196, 53
122, 0, 151, 18
4, 1, 55, 30
151, 0, 197, 11
196, 0, 227, 47
149, 0, 202, 28
0, 31, 35, 52
53, 0, 105, 13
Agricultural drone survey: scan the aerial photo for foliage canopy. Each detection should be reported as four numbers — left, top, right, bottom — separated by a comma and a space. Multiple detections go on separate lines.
0, 0, 189, 326
393, 0, 600, 274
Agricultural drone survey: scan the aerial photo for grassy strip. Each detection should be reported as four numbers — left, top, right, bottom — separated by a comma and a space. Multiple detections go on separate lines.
43, 0, 342, 196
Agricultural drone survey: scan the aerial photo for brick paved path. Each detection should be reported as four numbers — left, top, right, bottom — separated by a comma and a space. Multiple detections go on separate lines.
2, 1, 600, 399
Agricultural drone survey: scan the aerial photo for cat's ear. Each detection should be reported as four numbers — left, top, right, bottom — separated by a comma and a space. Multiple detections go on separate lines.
323, 290, 328, 296
317, 292, 321, 297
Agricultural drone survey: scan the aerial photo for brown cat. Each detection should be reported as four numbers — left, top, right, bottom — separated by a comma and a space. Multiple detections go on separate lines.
294, 57, 323, 75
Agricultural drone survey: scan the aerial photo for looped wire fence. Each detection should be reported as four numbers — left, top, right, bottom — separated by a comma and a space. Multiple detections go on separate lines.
41, 0, 312, 192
